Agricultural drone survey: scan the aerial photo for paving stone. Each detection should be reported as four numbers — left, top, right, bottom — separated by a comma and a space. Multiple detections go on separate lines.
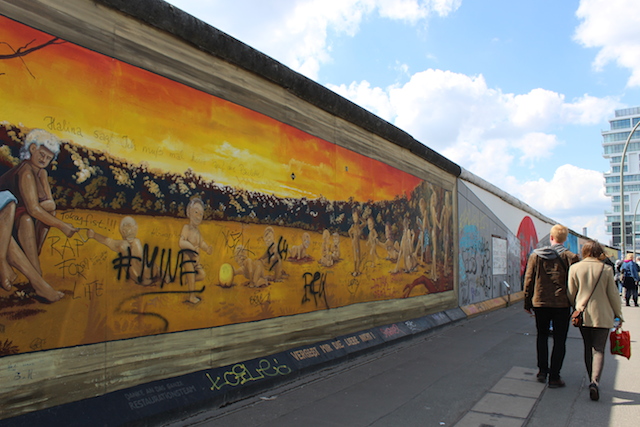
490, 377, 546, 398
503, 366, 539, 382
454, 411, 525, 427
471, 392, 536, 419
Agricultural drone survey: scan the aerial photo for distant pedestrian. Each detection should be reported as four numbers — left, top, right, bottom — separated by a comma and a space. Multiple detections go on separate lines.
615, 259, 623, 295
621, 253, 639, 306
524, 224, 580, 388
568, 240, 624, 401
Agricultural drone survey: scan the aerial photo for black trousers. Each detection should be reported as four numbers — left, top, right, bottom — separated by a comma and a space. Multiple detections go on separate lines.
624, 285, 638, 305
579, 326, 609, 385
533, 307, 571, 380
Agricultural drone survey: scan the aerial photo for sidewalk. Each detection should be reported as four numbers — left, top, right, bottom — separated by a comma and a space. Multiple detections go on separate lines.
165, 301, 640, 427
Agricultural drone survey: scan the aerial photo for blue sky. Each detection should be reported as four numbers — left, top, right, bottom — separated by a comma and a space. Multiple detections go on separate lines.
164, 0, 640, 243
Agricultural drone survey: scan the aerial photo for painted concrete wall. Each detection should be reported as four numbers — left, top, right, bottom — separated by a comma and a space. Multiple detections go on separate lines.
0, 0, 612, 422
0, 0, 461, 419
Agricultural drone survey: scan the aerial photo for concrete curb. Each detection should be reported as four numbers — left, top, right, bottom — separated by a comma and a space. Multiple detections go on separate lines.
461, 291, 525, 318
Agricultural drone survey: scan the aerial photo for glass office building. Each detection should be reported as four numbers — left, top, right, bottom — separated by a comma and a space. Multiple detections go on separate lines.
603, 107, 640, 249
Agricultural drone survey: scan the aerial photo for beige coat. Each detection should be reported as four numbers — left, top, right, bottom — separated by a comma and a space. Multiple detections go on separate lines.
568, 258, 624, 328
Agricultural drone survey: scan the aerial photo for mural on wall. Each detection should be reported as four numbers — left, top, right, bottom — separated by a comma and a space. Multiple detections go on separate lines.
458, 182, 538, 306
458, 224, 492, 304
0, 17, 454, 356
517, 216, 538, 276
565, 233, 579, 255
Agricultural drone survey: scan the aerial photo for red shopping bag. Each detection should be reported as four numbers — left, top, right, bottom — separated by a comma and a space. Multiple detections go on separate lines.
610, 327, 631, 359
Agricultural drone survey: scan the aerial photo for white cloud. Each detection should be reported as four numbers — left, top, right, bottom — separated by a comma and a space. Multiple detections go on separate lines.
514, 164, 607, 215
377, 0, 461, 22
166, 0, 461, 79
562, 94, 620, 124
445, 138, 514, 185
330, 80, 397, 121
508, 89, 564, 129
328, 69, 618, 182
508, 164, 610, 243
574, 0, 640, 87
513, 133, 559, 164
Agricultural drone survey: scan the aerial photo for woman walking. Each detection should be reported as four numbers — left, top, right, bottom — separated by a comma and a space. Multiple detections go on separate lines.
568, 241, 624, 401
620, 252, 639, 306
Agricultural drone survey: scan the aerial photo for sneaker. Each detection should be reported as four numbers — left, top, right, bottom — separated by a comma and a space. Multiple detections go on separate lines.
548, 378, 566, 388
536, 371, 547, 383
589, 383, 599, 401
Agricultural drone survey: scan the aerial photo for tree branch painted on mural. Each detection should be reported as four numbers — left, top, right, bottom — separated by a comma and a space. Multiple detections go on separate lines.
0, 37, 66, 77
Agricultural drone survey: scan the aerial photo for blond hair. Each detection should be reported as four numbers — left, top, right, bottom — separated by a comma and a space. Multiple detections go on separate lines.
550, 224, 568, 244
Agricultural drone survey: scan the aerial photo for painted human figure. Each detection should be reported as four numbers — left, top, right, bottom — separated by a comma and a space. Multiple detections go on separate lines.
260, 226, 287, 281
441, 191, 452, 272
429, 184, 442, 280
289, 232, 311, 260
366, 217, 380, 263
415, 197, 430, 264
392, 217, 417, 274
381, 223, 399, 261
87, 216, 160, 286
0, 129, 78, 275
331, 232, 341, 263
318, 229, 334, 267
348, 210, 367, 276
179, 198, 212, 304
234, 245, 268, 288
0, 190, 63, 301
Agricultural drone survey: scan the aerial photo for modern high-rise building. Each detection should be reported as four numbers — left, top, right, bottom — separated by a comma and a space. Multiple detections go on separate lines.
603, 106, 640, 250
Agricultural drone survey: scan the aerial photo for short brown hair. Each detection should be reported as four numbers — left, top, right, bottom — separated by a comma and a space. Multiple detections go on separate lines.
581, 240, 604, 259
550, 224, 568, 244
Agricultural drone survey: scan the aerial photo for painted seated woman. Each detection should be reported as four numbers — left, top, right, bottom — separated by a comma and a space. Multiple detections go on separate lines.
0, 190, 63, 302
0, 129, 77, 275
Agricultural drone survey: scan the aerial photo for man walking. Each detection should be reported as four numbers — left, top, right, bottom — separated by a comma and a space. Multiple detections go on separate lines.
524, 224, 580, 388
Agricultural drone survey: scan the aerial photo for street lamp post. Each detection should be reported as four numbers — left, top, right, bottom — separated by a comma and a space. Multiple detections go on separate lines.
633, 198, 640, 256
620, 119, 640, 255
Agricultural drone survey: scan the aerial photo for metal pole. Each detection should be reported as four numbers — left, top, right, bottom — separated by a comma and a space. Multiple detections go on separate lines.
634, 197, 640, 256
619, 119, 640, 255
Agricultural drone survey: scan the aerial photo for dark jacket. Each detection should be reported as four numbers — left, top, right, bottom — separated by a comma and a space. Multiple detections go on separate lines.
620, 259, 639, 289
524, 243, 580, 310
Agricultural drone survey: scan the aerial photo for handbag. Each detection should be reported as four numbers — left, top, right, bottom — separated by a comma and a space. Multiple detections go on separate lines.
610, 326, 631, 359
571, 264, 605, 328
570, 310, 584, 327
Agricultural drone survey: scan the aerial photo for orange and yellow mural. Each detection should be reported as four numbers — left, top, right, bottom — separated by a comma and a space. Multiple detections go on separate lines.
0, 16, 454, 356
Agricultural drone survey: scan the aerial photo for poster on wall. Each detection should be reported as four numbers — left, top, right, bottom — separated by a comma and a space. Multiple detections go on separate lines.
0, 16, 454, 356
492, 236, 507, 275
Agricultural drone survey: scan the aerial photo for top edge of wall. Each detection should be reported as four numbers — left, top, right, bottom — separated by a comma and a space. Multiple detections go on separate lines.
93, 0, 461, 177
459, 168, 558, 226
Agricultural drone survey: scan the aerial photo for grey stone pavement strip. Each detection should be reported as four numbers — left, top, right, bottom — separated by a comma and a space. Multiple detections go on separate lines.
454, 367, 544, 427
166, 300, 640, 427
